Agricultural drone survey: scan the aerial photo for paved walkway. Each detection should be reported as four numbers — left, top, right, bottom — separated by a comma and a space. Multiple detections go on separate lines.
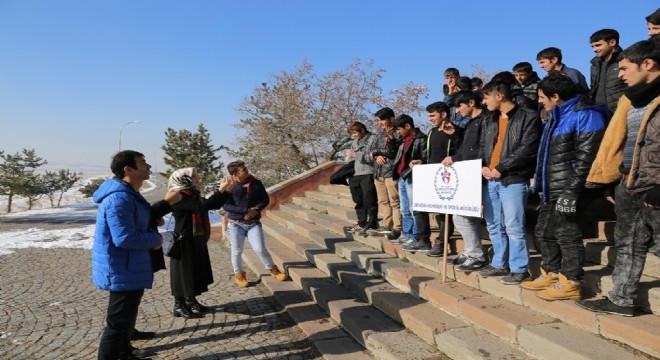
0, 243, 322, 359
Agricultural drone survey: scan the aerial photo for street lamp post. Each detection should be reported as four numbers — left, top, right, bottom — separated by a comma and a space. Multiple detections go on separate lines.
118, 121, 141, 151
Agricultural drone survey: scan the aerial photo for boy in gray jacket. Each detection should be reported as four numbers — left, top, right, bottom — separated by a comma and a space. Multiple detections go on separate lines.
346, 121, 380, 235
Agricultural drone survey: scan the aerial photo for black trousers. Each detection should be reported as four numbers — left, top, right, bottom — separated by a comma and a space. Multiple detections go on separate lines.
349, 174, 379, 228
415, 212, 454, 244
98, 289, 144, 360
535, 202, 584, 281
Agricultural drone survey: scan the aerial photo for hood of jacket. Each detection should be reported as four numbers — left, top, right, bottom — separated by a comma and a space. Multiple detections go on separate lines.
559, 95, 611, 121
93, 178, 146, 205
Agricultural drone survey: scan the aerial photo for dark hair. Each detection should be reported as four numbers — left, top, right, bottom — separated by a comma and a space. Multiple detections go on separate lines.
347, 121, 367, 134
620, 39, 660, 65
482, 80, 512, 100
444, 67, 460, 77
536, 47, 563, 63
111, 150, 144, 178
491, 71, 517, 86
425, 101, 450, 114
227, 160, 246, 175
538, 74, 577, 101
453, 90, 481, 107
646, 8, 660, 25
590, 28, 619, 44
471, 77, 483, 88
512, 62, 533, 73
456, 76, 472, 91
374, 107, 395, 120
392, 114, 414, 128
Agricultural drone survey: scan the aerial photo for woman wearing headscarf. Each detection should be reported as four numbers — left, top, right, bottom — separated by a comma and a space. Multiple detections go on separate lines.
168, 167, 229, 318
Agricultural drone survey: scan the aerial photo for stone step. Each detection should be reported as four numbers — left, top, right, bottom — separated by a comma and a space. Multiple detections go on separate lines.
241, 249, 374, 360
243, 233, 447, 359
305, 190, 355, 208
276, 202, 660, 358
261, 218, 531, 359
342, 216, 660, 317
585, 241, 660, 278
292, 196, 357, 222
318, 184, 352, 196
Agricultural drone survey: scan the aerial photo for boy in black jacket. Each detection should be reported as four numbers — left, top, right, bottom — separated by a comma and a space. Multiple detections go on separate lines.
390, 114, 427, 246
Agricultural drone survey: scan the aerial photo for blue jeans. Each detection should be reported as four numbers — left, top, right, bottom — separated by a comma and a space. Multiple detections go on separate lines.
228, 221, 275, 273
483, 181, 529, 273
398, 177, 417, 240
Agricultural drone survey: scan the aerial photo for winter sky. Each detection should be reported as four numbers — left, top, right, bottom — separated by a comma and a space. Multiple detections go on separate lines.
1, 1, 656, 172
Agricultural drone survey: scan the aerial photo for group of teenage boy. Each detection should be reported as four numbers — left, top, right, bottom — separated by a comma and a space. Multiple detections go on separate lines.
344, 9, 660, 317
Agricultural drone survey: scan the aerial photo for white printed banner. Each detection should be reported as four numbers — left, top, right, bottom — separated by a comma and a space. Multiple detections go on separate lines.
411, 160, 482, 217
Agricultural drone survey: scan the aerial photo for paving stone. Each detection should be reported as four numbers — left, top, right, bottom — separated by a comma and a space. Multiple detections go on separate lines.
0, 245, 323, 359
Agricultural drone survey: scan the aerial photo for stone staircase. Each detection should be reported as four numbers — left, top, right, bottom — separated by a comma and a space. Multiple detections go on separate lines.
225, 163, 660, 359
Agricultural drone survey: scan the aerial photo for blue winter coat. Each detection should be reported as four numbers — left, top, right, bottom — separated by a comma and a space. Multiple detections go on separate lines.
91, 178, 161, 291
534, 95, 610, 203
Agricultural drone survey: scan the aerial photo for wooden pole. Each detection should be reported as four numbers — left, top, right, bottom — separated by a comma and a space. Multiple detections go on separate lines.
442, 213, 449, 282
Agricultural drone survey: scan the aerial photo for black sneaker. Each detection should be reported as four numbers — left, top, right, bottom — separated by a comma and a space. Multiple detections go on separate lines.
479, 265, 509, 277
131, 329, 156, 340
426, 242, 445, 257
402, 240, 431, 252
386, 229, 402, 240
500, 272, 530, 285
575, 298, 634, 317
456, 257, 486, 272
451, 254, 468, 265
349, 225, 369, 236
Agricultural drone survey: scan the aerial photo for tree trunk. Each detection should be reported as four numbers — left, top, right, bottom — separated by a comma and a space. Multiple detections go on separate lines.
6, 193, 13, 213
56, 192, 64, 207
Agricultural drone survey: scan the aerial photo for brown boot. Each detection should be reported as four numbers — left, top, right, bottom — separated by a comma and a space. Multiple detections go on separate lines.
537, 273, 581, 301
235, 271, 249, 287
269, 265, 289, 281
520, 269, 558, 290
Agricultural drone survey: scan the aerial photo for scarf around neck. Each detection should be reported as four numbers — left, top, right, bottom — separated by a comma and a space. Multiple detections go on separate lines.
624, 75, 660, 108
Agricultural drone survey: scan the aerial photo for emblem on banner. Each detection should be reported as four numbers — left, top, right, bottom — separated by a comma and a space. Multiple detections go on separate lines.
434, 165, 459, 200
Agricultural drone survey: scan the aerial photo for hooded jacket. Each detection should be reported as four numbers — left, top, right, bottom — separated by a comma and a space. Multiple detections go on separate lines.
91, 178, 161, 291
588, 95, 660, 192
351, 132, 379, 176
534, 95, 609, 202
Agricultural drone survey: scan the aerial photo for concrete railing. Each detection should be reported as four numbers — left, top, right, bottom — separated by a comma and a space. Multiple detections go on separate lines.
263, 160, 344, 216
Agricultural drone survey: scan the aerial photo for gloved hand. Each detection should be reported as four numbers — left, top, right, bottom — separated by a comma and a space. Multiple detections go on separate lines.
555, 196, 577, 217
644, 185, 660, 207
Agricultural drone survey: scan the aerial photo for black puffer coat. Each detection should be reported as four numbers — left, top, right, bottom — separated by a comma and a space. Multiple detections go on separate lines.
589, 46, 626, 113
534, 95, 609, 203
479, 106, 541, 186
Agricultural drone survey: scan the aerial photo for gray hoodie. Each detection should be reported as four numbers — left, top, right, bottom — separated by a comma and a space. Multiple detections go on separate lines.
351, 132, 379, 176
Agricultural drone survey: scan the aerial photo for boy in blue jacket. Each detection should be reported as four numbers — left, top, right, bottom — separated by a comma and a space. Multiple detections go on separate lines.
92, 150, 175, 360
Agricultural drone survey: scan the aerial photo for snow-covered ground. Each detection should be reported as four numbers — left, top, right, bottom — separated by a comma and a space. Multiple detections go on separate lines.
0, 176, 220, 257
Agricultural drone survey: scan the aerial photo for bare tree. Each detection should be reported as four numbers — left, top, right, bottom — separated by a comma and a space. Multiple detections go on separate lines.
469, 64, 503, 84
230, 59, 428, 186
